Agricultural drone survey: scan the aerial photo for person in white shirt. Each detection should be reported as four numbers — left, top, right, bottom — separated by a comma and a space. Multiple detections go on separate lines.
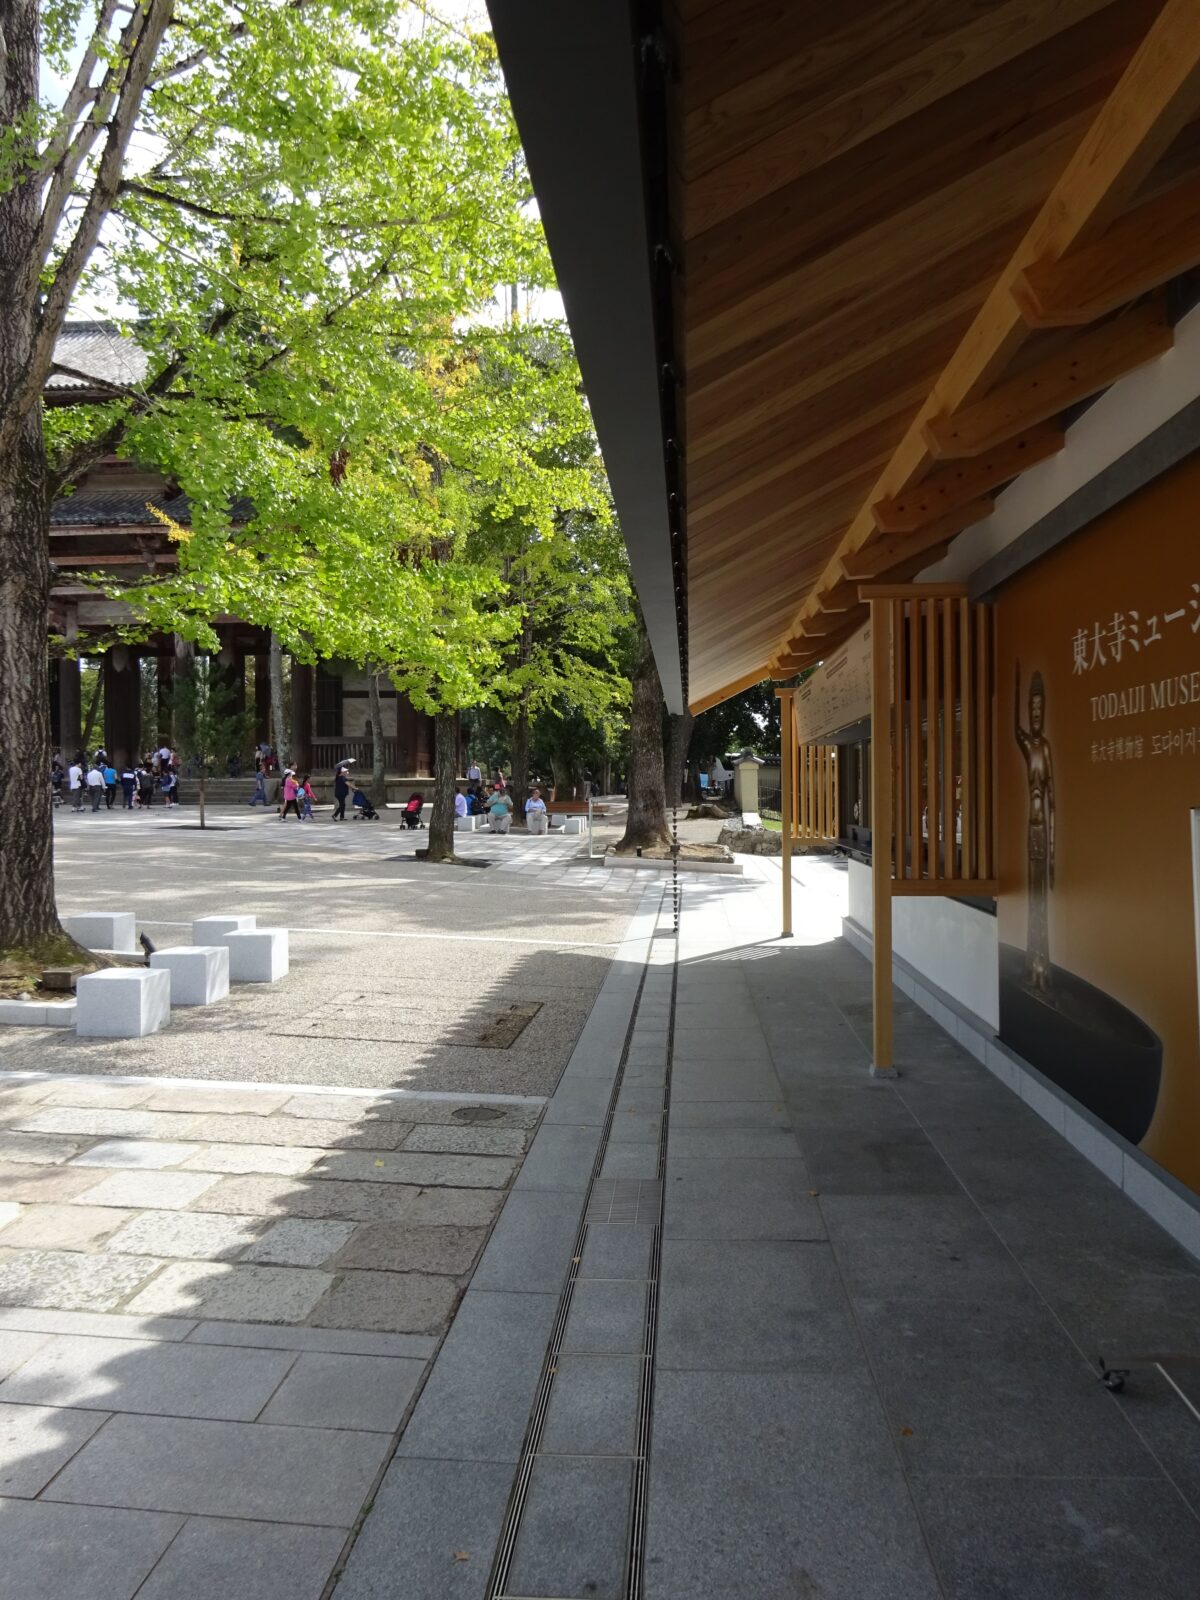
466, 759, 481, 784
454, 789, 468, 818
68, 760, 84, 810
85, 765, 105, 812
525, 786, 549, 835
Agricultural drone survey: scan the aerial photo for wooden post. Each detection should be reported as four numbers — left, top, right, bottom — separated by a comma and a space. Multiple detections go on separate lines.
776, 688, 795, 938
868, 601, 895, 1075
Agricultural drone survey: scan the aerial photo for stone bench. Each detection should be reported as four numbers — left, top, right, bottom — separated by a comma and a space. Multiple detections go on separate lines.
150, 946, 230, 1006
223, 928, 288, 982
455, 814, 482, 832
193, 914, 256, 943
63, 912, 137, 955
75, 968, 170, 1038
0, 999, 76, 1028
563, 815, 589, 835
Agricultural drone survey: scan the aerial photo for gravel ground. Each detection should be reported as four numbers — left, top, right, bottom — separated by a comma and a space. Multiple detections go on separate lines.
2, 812, 639, 1094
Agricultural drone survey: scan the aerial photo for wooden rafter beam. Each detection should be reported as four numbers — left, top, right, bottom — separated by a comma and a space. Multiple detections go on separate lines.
923, 298, 1172, 458
872, 425, 1062, 532
842, 496, 995, 582
775, 0, 1200, 660
1013, 171, 1200, 326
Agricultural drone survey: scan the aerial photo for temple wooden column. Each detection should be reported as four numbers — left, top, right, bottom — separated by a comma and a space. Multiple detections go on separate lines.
103, 648, 140, 769
57, 657, 83, 758
156, 654, 173, 746
291, 663, 313, 772
254, 654, 271, 745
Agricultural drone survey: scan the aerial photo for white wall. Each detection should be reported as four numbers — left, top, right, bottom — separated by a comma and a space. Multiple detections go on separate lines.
847, 859, 999, 1029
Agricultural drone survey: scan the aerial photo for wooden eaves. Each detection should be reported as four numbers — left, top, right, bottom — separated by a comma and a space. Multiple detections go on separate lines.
769, 0, 1200, 677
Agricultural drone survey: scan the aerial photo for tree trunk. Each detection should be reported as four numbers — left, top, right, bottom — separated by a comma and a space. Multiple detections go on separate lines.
368, 670, 387, 805
198, 770, 206, 829
80, 669, 103, 755
617, 614, 670, 853
269, 632, 287, 768
425, 713, 458, 861
510, 700, 530, 825
0, 3, 65, 953
664, 710, 694, 808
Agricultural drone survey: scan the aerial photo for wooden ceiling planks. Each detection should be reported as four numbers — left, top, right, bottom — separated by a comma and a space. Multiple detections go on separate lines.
672, 0, 1200, 707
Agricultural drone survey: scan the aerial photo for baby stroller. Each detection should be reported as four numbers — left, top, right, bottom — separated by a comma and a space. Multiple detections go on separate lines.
351, 785, 379, 821
401, 792, 425, 830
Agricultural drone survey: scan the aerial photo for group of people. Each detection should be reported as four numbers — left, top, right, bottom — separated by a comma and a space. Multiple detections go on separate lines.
53, 745, 180, 812
455, 777, 550, 834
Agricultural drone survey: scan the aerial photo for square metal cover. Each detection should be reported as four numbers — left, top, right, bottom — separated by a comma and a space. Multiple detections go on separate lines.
275, 992, 542, 1048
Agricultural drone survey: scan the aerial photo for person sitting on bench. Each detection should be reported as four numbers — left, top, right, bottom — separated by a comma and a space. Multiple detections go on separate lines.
486, 783, 513, 834
525, 785, 549, 835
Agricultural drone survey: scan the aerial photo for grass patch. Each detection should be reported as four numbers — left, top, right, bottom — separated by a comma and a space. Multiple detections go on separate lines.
0, 934, 107, 999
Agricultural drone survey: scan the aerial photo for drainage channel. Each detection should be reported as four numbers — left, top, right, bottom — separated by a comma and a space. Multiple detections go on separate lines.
487, 890, 678, 1600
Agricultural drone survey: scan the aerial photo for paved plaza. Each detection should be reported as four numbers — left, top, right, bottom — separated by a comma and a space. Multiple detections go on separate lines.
0, 819, 1198, 1596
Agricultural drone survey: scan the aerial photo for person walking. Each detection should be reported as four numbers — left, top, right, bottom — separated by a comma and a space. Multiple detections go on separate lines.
120, 767, 137, 808
525, 785, 549, 835
136, 765, 155, 808
85, 764, 105, 812
249, 770, 268, 807
102, 761, 117, 809
486, 783, 513, 834
299, 775, 316, 820
160, 768, 177, 808
331, 766, 349, 821
68, 756, 84, 811
279, 770, 302, 821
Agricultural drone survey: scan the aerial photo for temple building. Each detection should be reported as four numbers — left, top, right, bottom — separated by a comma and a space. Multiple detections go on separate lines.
47, 323, 435, 774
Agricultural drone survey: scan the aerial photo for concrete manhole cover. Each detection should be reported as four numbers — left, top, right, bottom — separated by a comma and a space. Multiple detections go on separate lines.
276, 993, 543, 1048
451, 1105, 507, 1124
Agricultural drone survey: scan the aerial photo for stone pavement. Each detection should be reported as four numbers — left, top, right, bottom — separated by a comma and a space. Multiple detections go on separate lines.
329, 855, 1200, 1600
6, 831, 1200, 1597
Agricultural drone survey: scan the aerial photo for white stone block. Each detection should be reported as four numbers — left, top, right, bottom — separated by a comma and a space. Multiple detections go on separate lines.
192, 915, 256, 944
75, 968, 171, 1038
63, 912, 137, 954
564, 815, 589, 835
223, 928, 288, 983
43, 1001, 77, 1028
150, 945, 230, 1006
0, 1000, 47, 1026
454, 815, 481, 832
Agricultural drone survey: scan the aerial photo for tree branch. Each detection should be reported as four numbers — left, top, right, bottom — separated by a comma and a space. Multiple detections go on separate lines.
149, 0, 313, 85
38, 0, 123, 180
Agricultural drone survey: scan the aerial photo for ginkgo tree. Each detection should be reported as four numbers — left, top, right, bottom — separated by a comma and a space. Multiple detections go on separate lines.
0, 0, 551, 956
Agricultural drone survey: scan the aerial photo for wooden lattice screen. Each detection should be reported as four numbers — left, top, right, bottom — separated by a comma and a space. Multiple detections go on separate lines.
861, 583, 997, 1069
793, 738, 838, 845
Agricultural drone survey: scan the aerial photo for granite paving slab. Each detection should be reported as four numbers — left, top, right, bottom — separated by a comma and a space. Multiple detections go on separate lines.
0, 1401, 107, 1496
333, 1457, 516, 1600
468, 1190, 581, 1295
43, 1411, 391, 1525
662, 1155, 825, 1242
309, 1269, 460, 1335
0, 1248, 162, 1312
0, 1163, 108, 1203
104, 1210, 263, 1261
560, 1279, 648, 1356
132, 1515, 345, 1600
910, 1473, 1200, 1600
400, 1125, 528, 1157
312, 1150, 517, 1189
0, 1134, 86, 1166
197, 1173, 423, 1223
539, 1353, 644, 1456
398, 1288, 559, 1464
331, 1222, 486, 1276
70, 1140, 196, 1170
177, 1142, 323, 1176
578, 1222, 656, 1281
0, 1328, 51, 1380
240, 1218, 356, 1267
259, 1350, 425, 1430
126, 1262, 332, 1323
0, 1333, 294, 1421
70, 1171, 220, 1212
505, 1455, 633, 1600
0, 1496, 183, 1600
0, 1203, 131, 1251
